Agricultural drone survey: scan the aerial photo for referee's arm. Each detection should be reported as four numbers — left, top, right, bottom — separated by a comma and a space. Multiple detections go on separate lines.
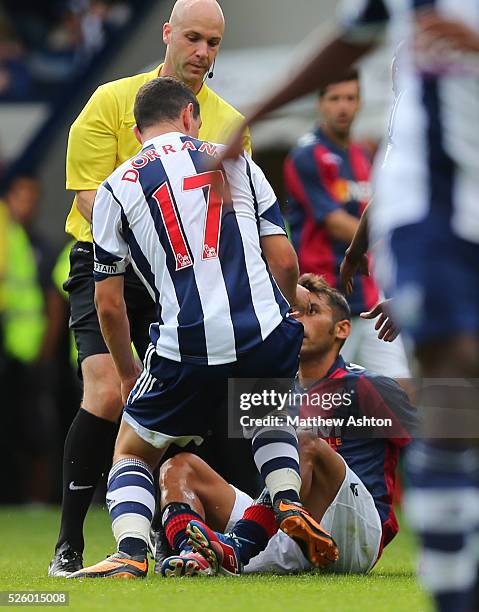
67, 84, 120, 222
76, 190, 97, 223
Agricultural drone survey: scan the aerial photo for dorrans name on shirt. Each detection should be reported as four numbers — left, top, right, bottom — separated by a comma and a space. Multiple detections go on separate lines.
122, 140, 218, 183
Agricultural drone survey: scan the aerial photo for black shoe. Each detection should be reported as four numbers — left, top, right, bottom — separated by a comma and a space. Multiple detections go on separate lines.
48, 542, 83, 577
153, 525, 174, 574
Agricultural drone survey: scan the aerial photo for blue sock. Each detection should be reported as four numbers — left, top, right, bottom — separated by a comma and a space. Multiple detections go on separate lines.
229, 491, 277, 564
119, 537, 147, 558
230, 522, 269, 565
406, 441, 479, 612
106, 458, 156, 559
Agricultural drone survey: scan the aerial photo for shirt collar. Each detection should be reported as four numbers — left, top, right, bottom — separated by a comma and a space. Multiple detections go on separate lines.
295, 354, 346, 392
314, 126, 348, 154
325, 354, 346, 378
141, 132, 187, 149
155, 62, 209, 103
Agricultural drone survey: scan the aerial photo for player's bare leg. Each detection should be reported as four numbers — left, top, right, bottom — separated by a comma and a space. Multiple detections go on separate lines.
176, 434, 345, 575
297, 433, 346, 519
186, 434, 343, 574
81, 355, 123, 421
69, 419, 167, 579
49, 354, 123, 577
406, 335, 479, 612
160, 453, 236, 531
272, 433, 343, 569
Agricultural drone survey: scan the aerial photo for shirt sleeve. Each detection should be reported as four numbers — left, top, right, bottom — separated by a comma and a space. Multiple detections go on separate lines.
357, 374, 419, 444
242, 126, 253, 156
284, 147, 341, 223
66, 84, 120, 191
245, 154, 287, 237
92, 182, 129, 281
338, 0, 390, 44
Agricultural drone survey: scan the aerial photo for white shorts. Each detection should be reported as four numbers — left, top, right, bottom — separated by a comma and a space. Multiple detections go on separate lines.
227, 459, 383, 575
341, 314, 411, 379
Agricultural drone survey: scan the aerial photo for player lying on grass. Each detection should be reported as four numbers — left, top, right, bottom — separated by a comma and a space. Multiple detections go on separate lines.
157, 274, 417, 577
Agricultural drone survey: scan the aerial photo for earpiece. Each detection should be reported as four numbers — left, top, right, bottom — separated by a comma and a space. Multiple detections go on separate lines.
207, 59, 215, 79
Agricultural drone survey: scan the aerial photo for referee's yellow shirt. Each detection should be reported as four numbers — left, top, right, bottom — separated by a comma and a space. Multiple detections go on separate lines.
65, 64, 252, 243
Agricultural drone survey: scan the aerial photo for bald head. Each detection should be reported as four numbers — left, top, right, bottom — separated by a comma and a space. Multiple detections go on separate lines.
162, 0, 225, 93
169, 0, 224, 31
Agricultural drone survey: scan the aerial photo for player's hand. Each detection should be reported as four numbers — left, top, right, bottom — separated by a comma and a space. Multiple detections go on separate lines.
290, 284, 310, 318
360, 298, 399, 342
120, 364, 142, 405
339, 252, 369, 295
416, 10, 479, 54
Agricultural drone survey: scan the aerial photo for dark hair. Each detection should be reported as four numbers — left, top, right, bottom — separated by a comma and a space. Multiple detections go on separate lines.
299, 273, 351, 351
134, 77, 200, 132
318, 68, 360, 97
5, 174, 38, 195
299, 273, 351, 323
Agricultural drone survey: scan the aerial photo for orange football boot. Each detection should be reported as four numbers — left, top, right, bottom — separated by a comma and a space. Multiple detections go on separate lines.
275, 500, 339, 568
68, 552, 148, 579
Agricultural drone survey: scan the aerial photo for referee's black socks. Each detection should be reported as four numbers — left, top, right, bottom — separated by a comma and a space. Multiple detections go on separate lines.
56, 408, 117, 553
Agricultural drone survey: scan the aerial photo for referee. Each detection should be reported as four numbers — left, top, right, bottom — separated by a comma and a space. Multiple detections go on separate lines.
49, 0, 251, 577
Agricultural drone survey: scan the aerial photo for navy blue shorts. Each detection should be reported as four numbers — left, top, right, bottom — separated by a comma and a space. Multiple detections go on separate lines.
123, 317, 304, 448
389, 213, 479, 345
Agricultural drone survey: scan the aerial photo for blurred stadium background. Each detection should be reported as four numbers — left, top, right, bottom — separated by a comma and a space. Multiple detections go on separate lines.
0, 0, 396, 505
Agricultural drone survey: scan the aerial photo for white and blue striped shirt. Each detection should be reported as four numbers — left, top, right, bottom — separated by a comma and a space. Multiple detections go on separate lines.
340, 0, 479, 243
92, 132, 289, 365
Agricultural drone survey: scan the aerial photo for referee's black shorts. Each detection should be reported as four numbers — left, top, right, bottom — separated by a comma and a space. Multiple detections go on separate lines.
64, 241, 156, 369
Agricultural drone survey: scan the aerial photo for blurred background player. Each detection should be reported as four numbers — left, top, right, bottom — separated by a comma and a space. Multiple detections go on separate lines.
220, 2, 479, 611
0, 175, 61, 503
284, 67, 410, 379
158, 274, 415, 578
70, 77, 335, 579
49, 0, 254, 577
0, 195, 7, 383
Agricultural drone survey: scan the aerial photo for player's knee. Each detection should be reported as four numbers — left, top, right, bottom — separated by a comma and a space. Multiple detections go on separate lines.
81, 355, 124, 420
298, 431, 322, 455
299, 433, 333, 465
82, 382, 123, 421
159, 453, 200, 487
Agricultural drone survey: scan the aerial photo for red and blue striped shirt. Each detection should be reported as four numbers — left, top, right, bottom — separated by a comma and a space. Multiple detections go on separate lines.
297, 355, 416, 554
284, 128, 379, 314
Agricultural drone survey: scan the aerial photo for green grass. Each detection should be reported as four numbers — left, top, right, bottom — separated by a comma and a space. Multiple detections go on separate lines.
0, 507, 430, 611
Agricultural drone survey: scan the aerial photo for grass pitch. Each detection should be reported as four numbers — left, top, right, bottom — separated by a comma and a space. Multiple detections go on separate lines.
0, 506, 430, 611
